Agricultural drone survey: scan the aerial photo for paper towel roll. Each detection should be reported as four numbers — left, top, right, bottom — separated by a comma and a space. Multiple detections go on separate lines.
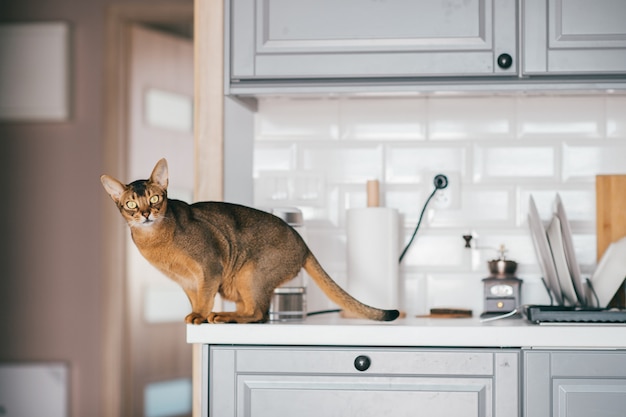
346, 207, 399, 310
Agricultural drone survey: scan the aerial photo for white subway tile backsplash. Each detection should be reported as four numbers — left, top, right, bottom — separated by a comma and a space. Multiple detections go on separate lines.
301, 143, 383, 183
254, 170, 326, 208
428, 187, 514, 228
256, 97, 340, 139
342, 185, 369, 212
425, 274, 483, 313
398, 233, 468, 269
517, 96, 605, 138
253, 143, 295, 173
474, 144, 556, 181
563, 142, 626, 180
385, 186, 428, 224
254, 172, 291, 204
386, 144, 467, 183
428, 97, 516, 140
469, 232, 539, 271
300, 186, 341, 227
339, 97, 426, 140
402, 273, 428, 315
253, 94, 624, 312
606, 96, 626, 138
293, 171, 326, 203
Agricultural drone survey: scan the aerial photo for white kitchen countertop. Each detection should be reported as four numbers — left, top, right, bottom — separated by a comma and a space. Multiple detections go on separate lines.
187, 313, 626, 349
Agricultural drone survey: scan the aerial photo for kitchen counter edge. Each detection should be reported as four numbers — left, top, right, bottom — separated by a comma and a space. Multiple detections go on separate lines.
186, 315, 626, 349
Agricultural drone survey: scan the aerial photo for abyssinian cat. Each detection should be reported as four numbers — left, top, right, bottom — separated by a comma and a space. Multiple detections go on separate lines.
101, 158, 400, 324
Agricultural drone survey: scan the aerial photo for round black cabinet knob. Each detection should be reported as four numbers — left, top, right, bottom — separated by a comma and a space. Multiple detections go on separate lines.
354, 355, 371, 372
497, 53, 513, 69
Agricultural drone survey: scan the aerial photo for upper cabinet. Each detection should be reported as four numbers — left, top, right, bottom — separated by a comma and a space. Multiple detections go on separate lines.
226, 0, 626, 93
523, 0, 626, 75
229, 0, 518, 81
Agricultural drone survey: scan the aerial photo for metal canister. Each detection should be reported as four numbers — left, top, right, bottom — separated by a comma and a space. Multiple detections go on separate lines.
268, 208, 308, 321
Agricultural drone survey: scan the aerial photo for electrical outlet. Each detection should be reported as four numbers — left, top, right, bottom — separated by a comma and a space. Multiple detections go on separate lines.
431, 172, 461, 210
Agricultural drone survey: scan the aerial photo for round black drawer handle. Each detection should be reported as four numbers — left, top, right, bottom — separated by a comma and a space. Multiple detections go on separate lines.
354, 355, 371, 372
497, 53, 513, 69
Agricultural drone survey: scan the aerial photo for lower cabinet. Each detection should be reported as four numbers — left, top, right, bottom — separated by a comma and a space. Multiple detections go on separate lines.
203, 346, 626, 416
206, 346, 519, 417
524, 350, 626, 417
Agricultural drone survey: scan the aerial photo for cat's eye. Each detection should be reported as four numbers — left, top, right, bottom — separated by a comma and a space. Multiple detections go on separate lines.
149, 195, 160, 204
126, 201, 137, 209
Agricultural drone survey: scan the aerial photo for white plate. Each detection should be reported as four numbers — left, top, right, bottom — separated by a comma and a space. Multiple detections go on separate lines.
546, 216, 578, 305
554, 194, 586, 305
590, 236, 626, 308
528, 196, 563, 305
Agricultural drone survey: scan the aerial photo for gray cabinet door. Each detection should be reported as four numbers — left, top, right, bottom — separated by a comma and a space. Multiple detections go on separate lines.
523, 0, 626, 75
208, 346, 519, 417
229, 0, 518, 81
524, 350, 626, 417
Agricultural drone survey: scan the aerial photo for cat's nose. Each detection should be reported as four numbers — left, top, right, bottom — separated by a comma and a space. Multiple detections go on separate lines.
142, 211, 151, 219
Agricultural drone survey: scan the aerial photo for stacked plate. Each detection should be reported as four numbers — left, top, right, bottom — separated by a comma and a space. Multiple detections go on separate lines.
528, 194, 626, 308
528, 194, 586, 306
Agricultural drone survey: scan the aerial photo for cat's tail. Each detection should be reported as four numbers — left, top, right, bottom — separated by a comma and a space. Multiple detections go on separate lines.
303, 253, 400, 322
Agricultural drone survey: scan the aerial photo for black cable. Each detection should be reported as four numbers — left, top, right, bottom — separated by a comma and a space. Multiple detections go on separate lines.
398, 187, 438, 263
306, 309, 341, 317
398, 174, 449, 264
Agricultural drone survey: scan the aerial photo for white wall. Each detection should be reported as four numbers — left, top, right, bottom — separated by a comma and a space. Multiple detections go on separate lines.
0, 0, 106, 414
253, 94, 626, 315
0, 1, 191, 416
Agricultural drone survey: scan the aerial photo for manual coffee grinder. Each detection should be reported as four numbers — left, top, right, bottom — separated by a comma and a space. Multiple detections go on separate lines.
480, 244, 522, 317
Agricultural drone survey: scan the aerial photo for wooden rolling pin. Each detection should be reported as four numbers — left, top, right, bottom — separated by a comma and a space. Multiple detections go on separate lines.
366, 179, 380, 207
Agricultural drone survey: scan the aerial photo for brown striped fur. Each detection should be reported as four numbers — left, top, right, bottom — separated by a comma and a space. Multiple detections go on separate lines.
101, 159, 399, 324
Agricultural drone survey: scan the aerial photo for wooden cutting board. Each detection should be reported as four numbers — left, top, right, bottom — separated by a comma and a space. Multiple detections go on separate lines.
596, 175, 626, 308
596, 175, 626, 260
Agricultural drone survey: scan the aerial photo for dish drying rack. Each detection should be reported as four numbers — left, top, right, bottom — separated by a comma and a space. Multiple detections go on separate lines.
524, 194, 626, 324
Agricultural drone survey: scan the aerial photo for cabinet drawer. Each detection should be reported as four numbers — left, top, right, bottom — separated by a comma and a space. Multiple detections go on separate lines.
234, 347, 496, 376
208, 346, 519, 417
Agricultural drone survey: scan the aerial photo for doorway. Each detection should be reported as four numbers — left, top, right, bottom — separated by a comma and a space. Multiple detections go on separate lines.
127, 23, 194, 417
102, 3, 194, 417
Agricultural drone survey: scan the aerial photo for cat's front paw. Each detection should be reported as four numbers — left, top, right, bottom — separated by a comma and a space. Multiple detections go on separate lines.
206, 312, 267, 323
206, 312, 231, 323
185, 312, 206, 325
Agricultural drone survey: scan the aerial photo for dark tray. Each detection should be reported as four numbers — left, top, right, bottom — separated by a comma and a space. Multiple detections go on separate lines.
525, 305, 626, 324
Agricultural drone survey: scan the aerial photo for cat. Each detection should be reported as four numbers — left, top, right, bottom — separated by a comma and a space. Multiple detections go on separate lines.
101, 158, 400, 324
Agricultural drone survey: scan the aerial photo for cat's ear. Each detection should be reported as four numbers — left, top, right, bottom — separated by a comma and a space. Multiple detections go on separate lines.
150, 158, 169, 189
100, 175, 126, 204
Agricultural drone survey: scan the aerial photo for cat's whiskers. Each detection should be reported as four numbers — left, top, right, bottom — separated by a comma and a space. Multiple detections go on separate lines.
129, 212, 159, 228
